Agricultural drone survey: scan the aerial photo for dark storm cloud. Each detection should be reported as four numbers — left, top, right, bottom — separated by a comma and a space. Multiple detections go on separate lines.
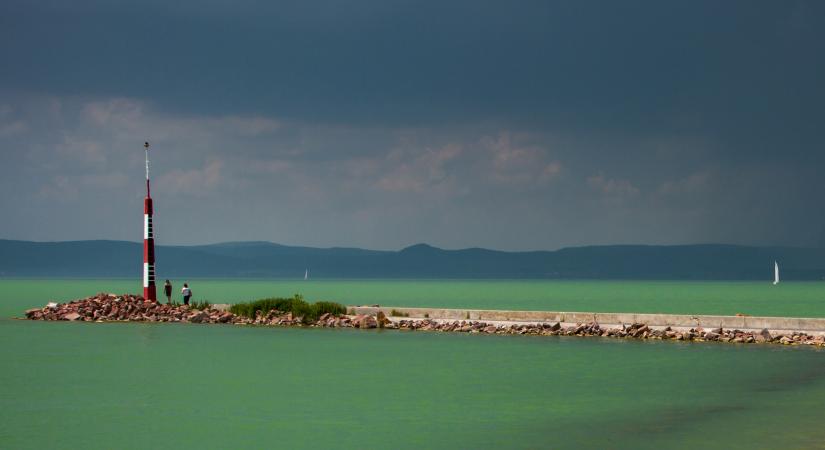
0, 0, 823, 249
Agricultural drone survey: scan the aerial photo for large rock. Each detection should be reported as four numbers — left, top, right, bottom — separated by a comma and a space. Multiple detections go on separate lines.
218, 312, 234, 323
353, 315, 378, 329
632, 325, 650, 338
63, 312, 82, 321
187, 311, 208, 323
755, 328, 772, 343
351, 315, 366, 327
376, 311, 392, 327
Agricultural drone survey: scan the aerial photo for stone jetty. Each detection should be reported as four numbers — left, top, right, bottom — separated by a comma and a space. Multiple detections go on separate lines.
387, 319, 825, 347
23, 293, 825, 347
24, 293, 240, 324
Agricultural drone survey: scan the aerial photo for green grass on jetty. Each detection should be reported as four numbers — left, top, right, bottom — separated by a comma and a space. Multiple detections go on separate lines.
229, 294, 346, 323
170, 300, 212, 310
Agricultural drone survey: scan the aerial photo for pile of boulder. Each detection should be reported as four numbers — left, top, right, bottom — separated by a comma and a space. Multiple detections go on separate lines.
254, 309, 391, 328
24, 293, 239, 324
390, 319, 825, 346
22, 294, 825, 347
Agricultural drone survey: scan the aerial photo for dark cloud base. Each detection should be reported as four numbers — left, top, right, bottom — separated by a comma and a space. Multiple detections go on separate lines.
1, 1, 823, 249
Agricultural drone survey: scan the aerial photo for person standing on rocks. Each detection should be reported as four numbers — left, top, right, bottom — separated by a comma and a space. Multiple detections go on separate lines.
163, 280, 173, 304
181, 283, 192, 306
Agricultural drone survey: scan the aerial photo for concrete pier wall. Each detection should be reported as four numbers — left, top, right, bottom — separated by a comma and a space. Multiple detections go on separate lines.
348, 306, 825, 334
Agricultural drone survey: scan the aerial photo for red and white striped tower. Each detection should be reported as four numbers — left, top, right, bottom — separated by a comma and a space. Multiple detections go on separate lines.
142, 141, 157, 302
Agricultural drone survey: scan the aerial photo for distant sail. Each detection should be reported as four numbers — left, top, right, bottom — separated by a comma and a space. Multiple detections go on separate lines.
773, 261, 779, 285
304, 269, 309, 280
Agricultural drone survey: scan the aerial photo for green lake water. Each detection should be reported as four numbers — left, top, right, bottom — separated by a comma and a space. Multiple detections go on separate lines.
2, 279, 825, 449
2, 278, 825, 318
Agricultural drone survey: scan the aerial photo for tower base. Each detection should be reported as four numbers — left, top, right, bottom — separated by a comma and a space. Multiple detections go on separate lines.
144, 285, 157, 302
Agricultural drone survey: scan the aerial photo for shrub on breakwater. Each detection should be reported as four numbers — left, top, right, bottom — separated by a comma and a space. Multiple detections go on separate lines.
171, 300, 211, 310
313, 301, 348, 319
229, 295, 346, 323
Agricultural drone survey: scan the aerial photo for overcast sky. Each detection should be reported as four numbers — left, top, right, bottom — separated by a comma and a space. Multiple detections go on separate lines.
1, 0, 824, 250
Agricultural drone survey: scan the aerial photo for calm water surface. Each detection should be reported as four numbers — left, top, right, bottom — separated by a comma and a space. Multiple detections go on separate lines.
2, 280, 825, 449
2, 321, 825, 449
1, 278, 824, 317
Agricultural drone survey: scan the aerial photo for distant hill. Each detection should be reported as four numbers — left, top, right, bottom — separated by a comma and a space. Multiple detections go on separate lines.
1, 239, 824, 280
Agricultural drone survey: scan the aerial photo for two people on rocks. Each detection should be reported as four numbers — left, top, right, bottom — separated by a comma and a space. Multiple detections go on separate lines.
163, 280, 193, 305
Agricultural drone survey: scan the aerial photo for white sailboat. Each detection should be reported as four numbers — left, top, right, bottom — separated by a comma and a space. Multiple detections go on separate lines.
304, 269, 309, 280
773, 261, 779, 285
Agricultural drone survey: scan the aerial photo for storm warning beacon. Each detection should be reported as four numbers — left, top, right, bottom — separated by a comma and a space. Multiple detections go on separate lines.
142, 142, 157, 302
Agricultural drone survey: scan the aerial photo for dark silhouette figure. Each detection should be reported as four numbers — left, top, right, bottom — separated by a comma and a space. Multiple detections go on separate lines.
163, 280, 173, 304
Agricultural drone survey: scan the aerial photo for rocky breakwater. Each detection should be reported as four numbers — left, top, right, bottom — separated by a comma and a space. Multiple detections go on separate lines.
389, 319, 825, 347
24, 296, 393, 329
22, 295, 825, 347
23, 293, 363, 327
25, 293, 241, 324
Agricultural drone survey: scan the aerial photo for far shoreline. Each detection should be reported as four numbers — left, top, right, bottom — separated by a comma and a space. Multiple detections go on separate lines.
4, 276, 825, 282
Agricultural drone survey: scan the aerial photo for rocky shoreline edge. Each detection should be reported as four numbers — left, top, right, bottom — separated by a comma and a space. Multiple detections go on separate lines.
23, 293, 825, 348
